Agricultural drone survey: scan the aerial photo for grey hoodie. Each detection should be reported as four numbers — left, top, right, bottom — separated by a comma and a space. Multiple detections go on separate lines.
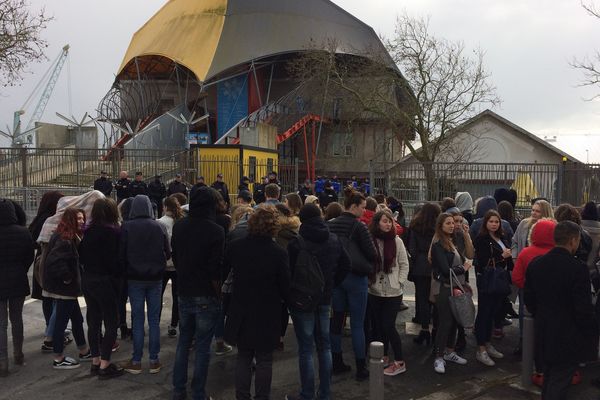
120, 195, 170, 281
455, 192, 473, 212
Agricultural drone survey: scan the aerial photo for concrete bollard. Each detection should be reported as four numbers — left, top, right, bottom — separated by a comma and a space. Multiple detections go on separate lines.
521, 309, 535, 388
369, 341, 384, 400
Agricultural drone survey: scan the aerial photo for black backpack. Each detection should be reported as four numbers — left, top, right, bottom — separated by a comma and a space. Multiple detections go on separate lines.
289, 236, 325, 312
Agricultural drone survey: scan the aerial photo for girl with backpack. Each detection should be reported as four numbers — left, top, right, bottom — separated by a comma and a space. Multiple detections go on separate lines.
368, 210, 410, 376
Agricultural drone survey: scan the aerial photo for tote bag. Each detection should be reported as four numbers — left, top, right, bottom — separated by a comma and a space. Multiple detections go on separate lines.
449, 269, 476, 329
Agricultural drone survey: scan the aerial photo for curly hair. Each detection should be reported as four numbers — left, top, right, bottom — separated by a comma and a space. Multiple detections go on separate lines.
554, 203, 581, 225
230, 205, 254, 229
247, 204, 280, 237
56, 207, 85, 240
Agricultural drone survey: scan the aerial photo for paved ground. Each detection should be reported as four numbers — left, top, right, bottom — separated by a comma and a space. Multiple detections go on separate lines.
2, 273, 600, 400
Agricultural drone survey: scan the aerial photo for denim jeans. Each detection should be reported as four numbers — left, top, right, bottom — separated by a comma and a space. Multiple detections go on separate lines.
172, 296, 220, 400
53, 299, 86, 356
291, 305, 332, 400
331, 273, 368, 359
45, 301, 56, 338
128, 280, 162, 363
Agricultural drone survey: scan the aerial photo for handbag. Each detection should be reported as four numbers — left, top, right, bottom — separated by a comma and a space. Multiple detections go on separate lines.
338, 221, 373, 276
478, 244, 512, 295
448, 269, 476, 329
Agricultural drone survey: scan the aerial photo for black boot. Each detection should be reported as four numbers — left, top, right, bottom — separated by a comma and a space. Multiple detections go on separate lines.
355, 358, 369, 381
413, 330, 431, 346
332, 352, 351, 374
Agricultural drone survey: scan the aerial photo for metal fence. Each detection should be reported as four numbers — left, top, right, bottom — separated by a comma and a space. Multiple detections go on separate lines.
370, 161, 561, 206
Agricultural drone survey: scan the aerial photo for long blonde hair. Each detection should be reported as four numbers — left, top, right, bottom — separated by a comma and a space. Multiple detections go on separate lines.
525, 200, 554, 227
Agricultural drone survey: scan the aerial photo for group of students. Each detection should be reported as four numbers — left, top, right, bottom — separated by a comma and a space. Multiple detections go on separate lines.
0, 179, 599, 400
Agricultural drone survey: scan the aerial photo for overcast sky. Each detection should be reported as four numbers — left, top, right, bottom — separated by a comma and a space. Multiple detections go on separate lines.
0, 0, 599, 160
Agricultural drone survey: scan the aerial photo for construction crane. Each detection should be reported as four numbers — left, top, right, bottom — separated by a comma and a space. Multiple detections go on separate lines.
3, 44, 70, 146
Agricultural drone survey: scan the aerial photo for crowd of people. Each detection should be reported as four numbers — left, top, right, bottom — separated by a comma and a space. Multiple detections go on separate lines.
1, 172, 599, 400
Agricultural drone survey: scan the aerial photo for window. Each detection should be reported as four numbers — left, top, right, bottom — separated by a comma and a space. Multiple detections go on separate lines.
332, 132, 353, 157
266, 158, 274, 174
248, 156, 257, 181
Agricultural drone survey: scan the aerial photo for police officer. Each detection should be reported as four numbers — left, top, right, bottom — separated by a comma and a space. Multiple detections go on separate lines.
211, 173, 230, 208
167, 173, 188, 198
115, 171, 131, 204
93, 170, 113, 197
129, 171, 148, 197
148, 174, 167, 217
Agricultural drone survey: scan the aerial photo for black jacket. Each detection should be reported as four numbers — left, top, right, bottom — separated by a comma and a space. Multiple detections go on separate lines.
253, 184, 266, 204
0, 200, 35, 299
430, 241, 466, 285
79, 225, 122, 278
224, 235, 290, 352
43, 233, 82, 298
115, 178, 131, 201
327, 212, 376, 275
172, 187, 225, 298
318, 187, 338, 209
288, 217, 350, 306
211, 181, 230, 206
93, 177, 113, 196
473, 233, 513, 274
407, 229, 435, 277
129, 180, 148, 197
168, 181, 188, 197
120, 195, 170, 281
525, 247, 599, 365
298, 186, 313, 204
148, 179, 167, 201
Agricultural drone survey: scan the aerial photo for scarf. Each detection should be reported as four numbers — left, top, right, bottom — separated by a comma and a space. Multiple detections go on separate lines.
373, 229, 397, 274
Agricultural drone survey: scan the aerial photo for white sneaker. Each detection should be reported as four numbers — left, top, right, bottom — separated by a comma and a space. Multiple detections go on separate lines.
434, 358, 446, 374
476, 351, 495, 366
486, 344, 504, 359
443, 351, 467, 365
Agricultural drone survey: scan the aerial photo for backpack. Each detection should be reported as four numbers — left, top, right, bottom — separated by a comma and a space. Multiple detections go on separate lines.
289, 236, 325, 312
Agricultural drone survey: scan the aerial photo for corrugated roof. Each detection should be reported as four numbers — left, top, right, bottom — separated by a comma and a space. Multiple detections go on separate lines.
118, 0, 395, 82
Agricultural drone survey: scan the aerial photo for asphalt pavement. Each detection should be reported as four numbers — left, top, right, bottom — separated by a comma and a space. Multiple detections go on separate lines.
2, 274, 600, 400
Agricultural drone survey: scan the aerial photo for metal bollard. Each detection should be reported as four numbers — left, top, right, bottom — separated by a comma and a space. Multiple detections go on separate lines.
521, 309, 535, 388
369, 341, 384, 400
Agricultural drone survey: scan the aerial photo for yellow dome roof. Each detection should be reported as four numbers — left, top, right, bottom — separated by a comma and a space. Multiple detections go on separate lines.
118, 0, 394, 82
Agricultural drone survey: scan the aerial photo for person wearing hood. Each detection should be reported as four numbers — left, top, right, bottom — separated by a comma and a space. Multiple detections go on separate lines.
120, 195, 170, 375
367, 210, 410, 377
274, 203, 300, 351
285, 204, 350, 400
455, 192, 474, 226
580, 201, 600, 274
171, 187, 226, 400
469, 196, 515, 242
0, 199, 35, 377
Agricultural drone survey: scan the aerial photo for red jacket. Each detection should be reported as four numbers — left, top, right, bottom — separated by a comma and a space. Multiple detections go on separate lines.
359, 209, 404, 236
512, 219, 556, 289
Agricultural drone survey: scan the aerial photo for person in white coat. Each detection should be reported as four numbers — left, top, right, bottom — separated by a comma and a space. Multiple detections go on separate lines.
367, 210, 410, 376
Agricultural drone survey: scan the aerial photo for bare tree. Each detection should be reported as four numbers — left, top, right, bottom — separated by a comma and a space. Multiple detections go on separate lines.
571, 1, 600, 99
0, 0, 52, 87
289, 13, 500, 198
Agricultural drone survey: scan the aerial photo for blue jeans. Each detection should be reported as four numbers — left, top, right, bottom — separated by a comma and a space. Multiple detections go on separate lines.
173, 296, 220, 400
291, 306, 332, 400
331, 273, 368, 359
128, 280, 162, 363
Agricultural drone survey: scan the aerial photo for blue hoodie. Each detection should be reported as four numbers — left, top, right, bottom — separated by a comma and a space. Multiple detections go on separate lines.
120, 195, 170, 281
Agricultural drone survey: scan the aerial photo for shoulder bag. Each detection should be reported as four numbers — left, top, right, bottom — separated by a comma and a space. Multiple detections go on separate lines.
449, 268, 476, 329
